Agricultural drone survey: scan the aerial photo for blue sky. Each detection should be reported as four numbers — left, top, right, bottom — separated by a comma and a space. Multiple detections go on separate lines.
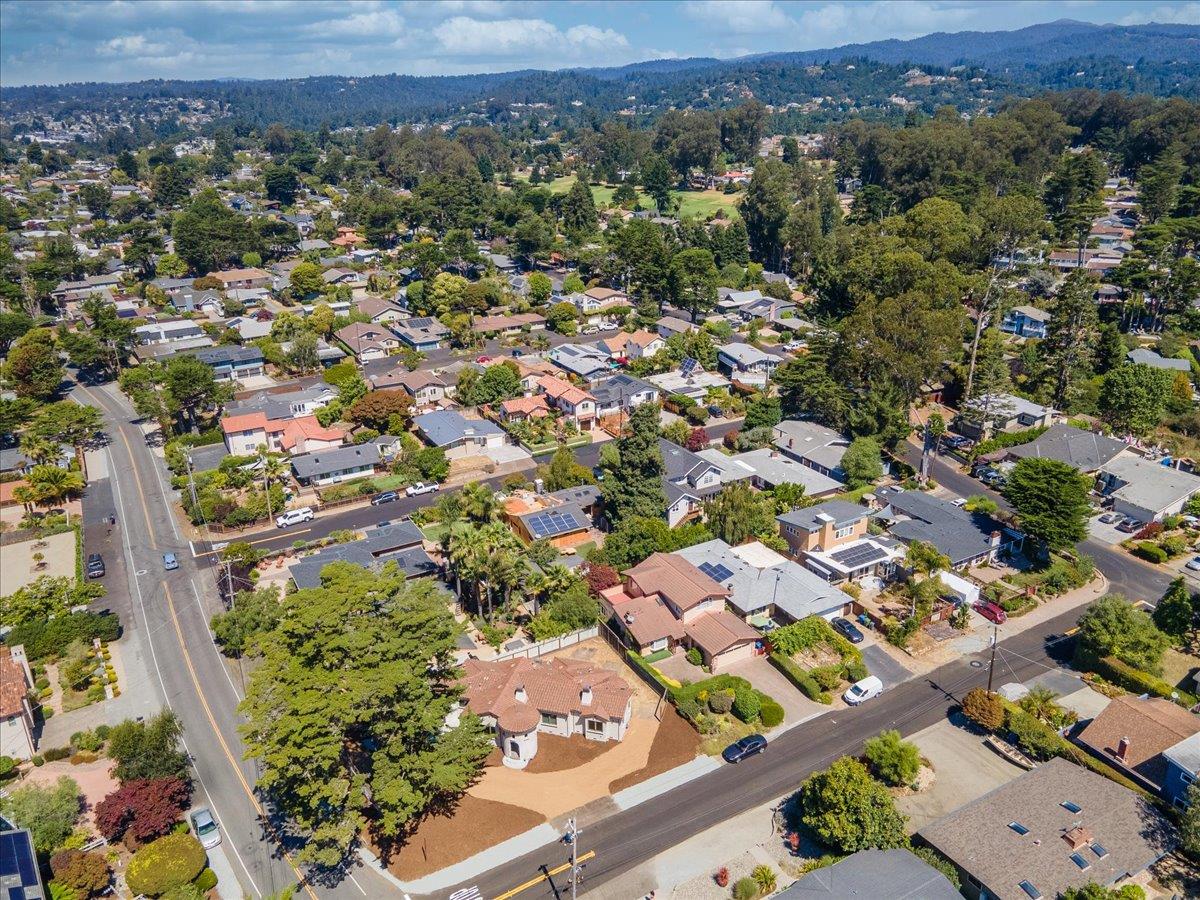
1, 0, 1197, 86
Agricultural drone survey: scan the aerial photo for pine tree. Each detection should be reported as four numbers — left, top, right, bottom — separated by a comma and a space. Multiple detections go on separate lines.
561, 175, 598, 240
601, 402, 667, 525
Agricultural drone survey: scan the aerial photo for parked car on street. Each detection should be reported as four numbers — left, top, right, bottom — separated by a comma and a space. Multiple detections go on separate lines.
371, 491, 398, 506
86, 553, 105, 578
973, 600, 1008, 624
951, 497, 968, 508
406, 482, 439, 497
843, 675, 884, 705
475, 355, 492, 364
275, 507, 315, 528
1186, 556, 1200, 572
162, 552, 179, 571
831, 616, 865, 644
721, 734, 767, 763
189, 807, 221, 849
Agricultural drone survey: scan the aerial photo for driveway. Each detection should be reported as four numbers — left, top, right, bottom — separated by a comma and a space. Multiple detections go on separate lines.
897, 718, 1026, 832
1088, 515, 1132, 545
722, 654, 827, 728
860, 642, 913, 690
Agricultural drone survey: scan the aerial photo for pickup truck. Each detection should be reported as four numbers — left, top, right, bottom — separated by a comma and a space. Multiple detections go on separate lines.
406, 482, 440, 497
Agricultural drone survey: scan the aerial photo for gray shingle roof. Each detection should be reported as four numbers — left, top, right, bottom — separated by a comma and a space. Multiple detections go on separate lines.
290, 444, 379, 479
919, 757, 1174, 900
1008, 424, 1128, 472
414, 411, 503, 448
777, 849, 960, 899
877, 486, 1009, 565
777, 499, 871, 532
1126, 348, 1191, 371
289, 520, 433, 589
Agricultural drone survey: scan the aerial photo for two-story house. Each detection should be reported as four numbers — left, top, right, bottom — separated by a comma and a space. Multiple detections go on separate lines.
537, 375, 597, 431
589, 374, 660, 420
211, 267, 272, 291
772, 420, 851, 481
392, 317, 449, 352
188, 345, 265, 382
601, 330, 666, 361
335, 322, 400, 362
661, 438, 723, 526
777, 500, 904, 584
958, 393, 1055, 441
717, 343, 780, 387
1000, 305, 1050, 339
221, 411, 345, 456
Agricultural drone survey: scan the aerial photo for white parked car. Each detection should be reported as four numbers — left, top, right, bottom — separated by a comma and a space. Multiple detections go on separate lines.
275, 507, 315, 528
843, 675, 884, 706
189, 807, 221, 849
1186, 555, 1200, 572
406, 482, 440, 497
951, 498, 968, 508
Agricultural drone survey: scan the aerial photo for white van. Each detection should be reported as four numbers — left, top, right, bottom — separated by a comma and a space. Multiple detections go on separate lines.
843, 675, 883, 706
275, 507, 315, 529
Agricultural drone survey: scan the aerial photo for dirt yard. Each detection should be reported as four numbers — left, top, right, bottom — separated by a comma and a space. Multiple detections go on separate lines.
523, 732, 614, 774
378, 794, 546, 881
21, 757, 117, 831
609, 711, 700, 793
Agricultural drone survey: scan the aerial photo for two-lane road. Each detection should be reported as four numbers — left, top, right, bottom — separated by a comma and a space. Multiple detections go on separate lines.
75, 382, 396, 900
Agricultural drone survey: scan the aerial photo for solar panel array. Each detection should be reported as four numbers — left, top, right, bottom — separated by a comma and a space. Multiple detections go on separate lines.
527, 510, 581, 538
698, 561, 734, 582
0, 830, 42, 900
680, 357, 699, 376
829, 544, 888, 569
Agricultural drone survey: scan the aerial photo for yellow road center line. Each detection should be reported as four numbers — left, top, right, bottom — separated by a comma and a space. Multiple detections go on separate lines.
493, 850, 595, 900
107, 414, 319, 900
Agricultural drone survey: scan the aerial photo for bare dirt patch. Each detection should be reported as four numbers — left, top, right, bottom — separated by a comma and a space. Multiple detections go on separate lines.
523, 732, 614, 774
609, 711, 700, 793
379, 794, 546, 881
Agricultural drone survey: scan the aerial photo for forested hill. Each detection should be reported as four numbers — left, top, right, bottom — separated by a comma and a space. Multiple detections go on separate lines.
3, 20, 1198, 129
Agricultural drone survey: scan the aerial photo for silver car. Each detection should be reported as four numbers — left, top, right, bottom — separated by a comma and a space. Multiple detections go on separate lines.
190, 807, 221, 849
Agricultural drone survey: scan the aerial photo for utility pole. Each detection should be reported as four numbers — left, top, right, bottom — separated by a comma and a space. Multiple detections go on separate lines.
986, 624, 998, 694
185, 451, 199, 511
564, 817, 582, 900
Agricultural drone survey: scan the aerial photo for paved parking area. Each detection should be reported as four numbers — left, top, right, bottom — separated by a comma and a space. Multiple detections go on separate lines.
1088, 514, 1133, 545
722, 654, 827, 727
861, 643, 913, 689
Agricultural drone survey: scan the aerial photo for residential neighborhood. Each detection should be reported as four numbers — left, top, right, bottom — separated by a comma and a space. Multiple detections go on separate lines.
1, 6, 1198, 900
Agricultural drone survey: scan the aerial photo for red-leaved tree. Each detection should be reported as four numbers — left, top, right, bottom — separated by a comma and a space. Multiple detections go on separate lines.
95, 776, 192, 847
685, 427, 709, 452
584, 563, 620, 596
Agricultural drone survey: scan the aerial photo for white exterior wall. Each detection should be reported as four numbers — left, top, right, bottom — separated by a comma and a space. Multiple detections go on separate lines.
225, 429, 267, 456
708, 641, 756, 673
1, 709, 35, 760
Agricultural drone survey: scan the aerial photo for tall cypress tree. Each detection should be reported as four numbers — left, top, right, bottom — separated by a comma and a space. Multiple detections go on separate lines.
601, 402, 667, 526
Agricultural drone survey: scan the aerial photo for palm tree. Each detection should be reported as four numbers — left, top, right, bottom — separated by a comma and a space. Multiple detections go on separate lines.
26, 464, 85, 523
18, 434, 60, 466
526, 562, 574, 616
488, 549, 527, 623
257, 448, 289, 520
11, 484, 37, 516
1018, 686, 1061, 724
460, 481, 500, 524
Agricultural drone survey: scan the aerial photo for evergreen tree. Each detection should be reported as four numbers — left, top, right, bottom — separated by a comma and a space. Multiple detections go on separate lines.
1153, 578, 1195, 639
1003, 457, 1092, 553
561, 175, 598, 240
1042, 271, 1100, 410
601, 402, 667, 525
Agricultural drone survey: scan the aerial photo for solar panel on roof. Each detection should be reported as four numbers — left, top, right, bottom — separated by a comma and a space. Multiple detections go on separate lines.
698, 562, 733, 582
680, 357, 699, 376
528, 510, 581, 538
829, 544, 888, 569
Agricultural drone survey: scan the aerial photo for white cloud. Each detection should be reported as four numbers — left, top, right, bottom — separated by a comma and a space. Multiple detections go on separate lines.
434, 15, 628, 56
793, 2, 977, 47
304, 9, 406, 37
683, 0, 795, 34
97, 34, 168, 57
1119, 2, 1200, 24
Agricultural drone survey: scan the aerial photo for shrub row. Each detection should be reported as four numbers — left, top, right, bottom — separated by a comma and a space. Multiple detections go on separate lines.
4, 612, 120, 661
1093, 655, 1199, 706
969, 424, 1049, 460
1133, 542, 1168, 564
769, 651, 832, 704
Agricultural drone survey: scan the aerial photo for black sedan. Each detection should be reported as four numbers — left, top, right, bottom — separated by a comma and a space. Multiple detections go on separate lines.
831, 616, 864, 644
722, 734, 767, 764
371, 491, 398, 506
85, 553, 105, 579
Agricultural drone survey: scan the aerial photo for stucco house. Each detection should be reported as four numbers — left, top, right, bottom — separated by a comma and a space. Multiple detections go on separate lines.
0, 646, 36, 761
455, 657, 633, 769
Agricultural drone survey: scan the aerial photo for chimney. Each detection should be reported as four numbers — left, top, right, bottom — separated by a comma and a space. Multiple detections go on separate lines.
1116, 736, 1130, 762
580, 684, 593, 706
990, 530, 1001, 548
514, 684, 527, 704
1063, 827, 1093, 850
535, 478, 544, 494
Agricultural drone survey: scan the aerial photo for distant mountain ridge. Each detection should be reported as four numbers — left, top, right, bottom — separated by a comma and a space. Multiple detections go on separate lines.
3, 19, 1197, 128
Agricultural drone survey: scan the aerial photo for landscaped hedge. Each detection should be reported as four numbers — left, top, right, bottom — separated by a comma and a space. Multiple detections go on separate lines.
1133, 541, 1168, 564
970, 425, 1049, 460
1094, 655, 1199, 706
4, 612, 120, 661
125, 833, 206, 897
769, 651, 832, 704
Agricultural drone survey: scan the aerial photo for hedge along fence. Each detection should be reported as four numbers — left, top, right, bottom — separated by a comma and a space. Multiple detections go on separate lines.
624, 653, 784, 728
769, 651, 831, 704
1092, 655, 1199, 707
995, 698, 1159, 804
766, 616, 869, 703
969, 424, 1050, 461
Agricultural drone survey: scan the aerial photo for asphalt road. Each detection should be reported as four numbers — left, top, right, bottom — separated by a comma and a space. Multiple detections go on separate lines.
442, 606, 1084, 900
198, 419, 743, 557
75, 381, 392, 900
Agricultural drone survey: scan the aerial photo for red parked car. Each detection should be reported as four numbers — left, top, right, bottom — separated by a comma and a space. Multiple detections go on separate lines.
973, 600, 1008, 625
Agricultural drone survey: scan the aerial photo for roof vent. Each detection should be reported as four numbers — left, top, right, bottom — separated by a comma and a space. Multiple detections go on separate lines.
514, 684, 527, 704
1063, 826, 1092, 850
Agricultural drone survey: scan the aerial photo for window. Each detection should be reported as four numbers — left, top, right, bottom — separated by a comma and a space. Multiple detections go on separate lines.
1008, 822, 1030, 836
1069, 853, 1090, 871
1091, 843, 1109, 859
585, 719, 604, 735
540, 713, 559, 727
1061, 801, 1082, 813
834, 525, 854, 539
1182, 771, 1196, 785
1018, 881, 1043, 900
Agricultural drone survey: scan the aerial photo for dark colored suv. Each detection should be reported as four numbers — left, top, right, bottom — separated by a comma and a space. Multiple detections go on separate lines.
86, 553, 105, 578
831, 616, 865, 644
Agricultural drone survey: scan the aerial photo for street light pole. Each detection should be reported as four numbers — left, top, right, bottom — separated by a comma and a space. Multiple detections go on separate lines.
986, 624, 998, 694
564, 817, 581, 900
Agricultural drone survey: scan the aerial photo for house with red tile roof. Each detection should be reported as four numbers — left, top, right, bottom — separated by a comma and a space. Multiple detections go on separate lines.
0, 646, 35, 761
499, 394, 552, 424
537, 375, 597, 431
454, 656, 633, 768
221, 411, 346, 456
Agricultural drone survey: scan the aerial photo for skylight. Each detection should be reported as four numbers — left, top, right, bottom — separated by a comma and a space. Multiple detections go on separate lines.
1070, 852, 1090, 870
1008, 822, 1030, 835
1091, 843, 1109, 859
1018, 881, 1043, 900
1061, 801, 1082, 813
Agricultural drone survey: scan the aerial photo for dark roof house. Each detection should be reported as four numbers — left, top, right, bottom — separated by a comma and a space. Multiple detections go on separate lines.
1007, 424, 1128, 473
288, 520, 435, 589
876, 486, 1021, 568
776, 849, 960, 899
